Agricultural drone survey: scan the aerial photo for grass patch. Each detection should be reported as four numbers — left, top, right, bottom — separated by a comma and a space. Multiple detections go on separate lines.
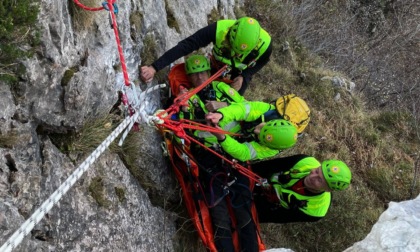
207, 7, 222, 24
240, 1, 420, 250
49, 112, 122, 156
141, 34, 158, 66
68, 113, 121, 153
88, 176, 111, 208
0, 132, 18, 148
68, 0, 99, 32
168, 190, 207, 252
0, 0, 40, 84
164, 0, 180, 33
114, 186, 126, 203
61, 67, 79, 87
129, 11, 143, 41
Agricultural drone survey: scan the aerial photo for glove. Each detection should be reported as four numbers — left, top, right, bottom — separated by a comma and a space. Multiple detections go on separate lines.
288, 194, 308, 210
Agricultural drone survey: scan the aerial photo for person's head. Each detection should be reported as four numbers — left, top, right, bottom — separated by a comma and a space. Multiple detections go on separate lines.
321, 160, 352, 191
304, 160, 351, 193
256, 119, 298, 150
185, 54, 211, 87
229, 17, 261, 56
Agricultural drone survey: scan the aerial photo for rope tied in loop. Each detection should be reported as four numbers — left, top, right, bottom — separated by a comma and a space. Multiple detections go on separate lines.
72, 0, 104, 11
102, 1, 118, 14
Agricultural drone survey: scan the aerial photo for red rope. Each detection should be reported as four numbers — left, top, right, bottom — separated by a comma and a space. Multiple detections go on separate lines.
156, 118, 265, 185
72, 0, 264, 184
162, 65, 228, 118
73, 0, 130, 90
186, 131, 265, 185
154, 65, 265, 184
106, 2, 130, 87
72, 0, 104, 11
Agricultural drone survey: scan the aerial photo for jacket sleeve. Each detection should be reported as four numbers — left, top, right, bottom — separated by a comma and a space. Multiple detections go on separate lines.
215, 81, 245, 103
240, 41, 272, 83
151, 22, 217, 71
251, 154, 309, 179
217, 101, 273, 127
254, 194, 323, 223
219, 135, 279, 161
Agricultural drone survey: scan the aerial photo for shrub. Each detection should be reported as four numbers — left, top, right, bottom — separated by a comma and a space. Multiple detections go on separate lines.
0, 0, 40, 83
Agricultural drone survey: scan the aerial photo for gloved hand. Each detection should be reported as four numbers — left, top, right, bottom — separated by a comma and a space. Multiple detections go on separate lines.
288, 194, 308, 210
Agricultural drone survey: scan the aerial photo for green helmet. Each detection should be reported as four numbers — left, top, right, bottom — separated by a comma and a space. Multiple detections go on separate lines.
258, 119, 298, 150
229, 17, 261, 55
185, 55, 211, 75
321, 160, 352, 191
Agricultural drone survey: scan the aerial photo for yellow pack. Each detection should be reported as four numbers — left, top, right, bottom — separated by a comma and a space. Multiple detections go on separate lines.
275, 94, 310, 133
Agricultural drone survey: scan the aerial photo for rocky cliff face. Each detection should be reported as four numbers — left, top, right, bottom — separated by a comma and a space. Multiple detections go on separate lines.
0, 0, 241, 251
1, 0, 418, 251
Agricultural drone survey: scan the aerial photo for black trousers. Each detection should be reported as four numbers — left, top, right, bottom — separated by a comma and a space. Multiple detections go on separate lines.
194, 148, 258, 252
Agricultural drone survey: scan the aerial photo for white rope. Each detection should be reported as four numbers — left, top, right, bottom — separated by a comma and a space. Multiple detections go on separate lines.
0, 112, 140, 252
118, 83, 166, 146
0, 83, 167, 252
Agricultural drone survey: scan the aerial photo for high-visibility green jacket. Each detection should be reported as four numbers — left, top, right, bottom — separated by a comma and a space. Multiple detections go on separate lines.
212, 20, 272, 71
178, 81, 245, 145
215, 101, 280, 161
180, 80, 245, 120
270, 156, 331, 217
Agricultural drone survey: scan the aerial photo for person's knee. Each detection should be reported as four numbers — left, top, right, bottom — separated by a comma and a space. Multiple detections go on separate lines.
238, 221, 259, 252
210, 202, 231, 229
214, 225, 234, 252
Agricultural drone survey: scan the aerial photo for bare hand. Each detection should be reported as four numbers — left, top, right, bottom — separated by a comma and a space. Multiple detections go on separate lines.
140, 66, 156, 82
205, 112, 223, 126
210, 125, 226, 141
205, 101, 228, 112
230, 76, 243, 91
179, 86, 189, 112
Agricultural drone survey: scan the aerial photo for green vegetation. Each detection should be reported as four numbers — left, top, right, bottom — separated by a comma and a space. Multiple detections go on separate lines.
129, 11, 143, 42
207, 8, 223, 24
114, 186, 126, 203
22, 0, 417, 251
68, 0, 98, 31
0, 132, 18, 148
241, 1, 420, 251
88, 176, 111, 208
140, 34, 167, 84
61, 67, 79, 87
164, 0, 180, 33
47, 112, 162, 206
49, 112, 122, 156
0, 0, 40, 84
140, 34, 157, 67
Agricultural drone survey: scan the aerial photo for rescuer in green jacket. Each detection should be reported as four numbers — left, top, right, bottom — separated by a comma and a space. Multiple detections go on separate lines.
251, 154, 352, 223
200, 102, 298, 252
205, 101, 298, 161
172, 54, 260, 252
177, 54, 245, 120
141, 17, 272, 95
